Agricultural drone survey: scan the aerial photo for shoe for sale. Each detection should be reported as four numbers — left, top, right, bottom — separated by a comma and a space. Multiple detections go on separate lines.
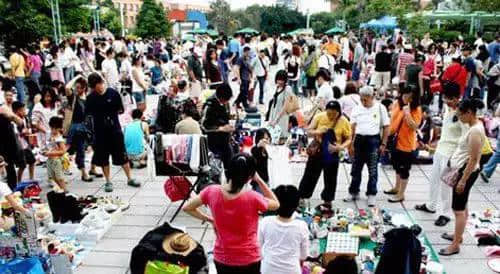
367, 195, 376, 207
104, 182, 113, 192
127, 179, 141, 188
480, 172, 490, 183
343, 194, 359, 202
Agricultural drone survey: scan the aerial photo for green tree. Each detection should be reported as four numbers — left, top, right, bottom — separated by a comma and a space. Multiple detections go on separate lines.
98, 0, 123, 36
207, 0, 239, 34
310, 12, 342, 34
467, 0, 500, 11
233, 5, 265, 32
135, 0, 171, 38
0, 0, 90, 47
260, 5, 306, 34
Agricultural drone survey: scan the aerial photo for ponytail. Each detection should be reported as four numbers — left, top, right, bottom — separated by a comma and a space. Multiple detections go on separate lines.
226, 154, 256, 194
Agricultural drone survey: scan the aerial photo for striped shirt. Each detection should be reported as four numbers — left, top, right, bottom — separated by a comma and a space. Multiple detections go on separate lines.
398, 52, 414, 81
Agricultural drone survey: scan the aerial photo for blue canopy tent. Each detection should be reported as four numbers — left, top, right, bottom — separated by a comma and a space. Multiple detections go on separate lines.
361, 16, 398, 31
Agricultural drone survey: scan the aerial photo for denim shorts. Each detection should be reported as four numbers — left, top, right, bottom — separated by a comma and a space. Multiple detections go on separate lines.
133, 92, 145, 103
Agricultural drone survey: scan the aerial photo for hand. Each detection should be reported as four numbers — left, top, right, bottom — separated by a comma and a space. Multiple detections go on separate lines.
328, 143, 340, 154
403, 105, 410, 115
379, 144, 386, 155
257, 138, 269, 148
222, 124, 235, 133
348, 145, 355, 157
455, 180, 466, 194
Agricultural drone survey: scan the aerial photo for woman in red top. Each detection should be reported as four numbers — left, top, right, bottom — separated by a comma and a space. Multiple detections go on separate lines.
442, 57, 467, 96
183, 153, 280, 274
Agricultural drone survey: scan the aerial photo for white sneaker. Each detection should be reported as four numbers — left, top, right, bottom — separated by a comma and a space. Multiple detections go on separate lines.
343, 194, 359, 202
367, 195, 376, 207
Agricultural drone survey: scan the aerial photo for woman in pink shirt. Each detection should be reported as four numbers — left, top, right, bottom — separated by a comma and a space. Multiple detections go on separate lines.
28, 47, 42, 89
184, 153, 280, 274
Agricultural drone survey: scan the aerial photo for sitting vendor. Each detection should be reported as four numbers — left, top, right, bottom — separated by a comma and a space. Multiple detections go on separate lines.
124, 109, 149, 168
0, 156, 30, 216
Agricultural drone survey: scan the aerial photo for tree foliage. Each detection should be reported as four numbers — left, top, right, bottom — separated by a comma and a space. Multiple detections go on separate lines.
260, 5, 306, 34
97, 0, 123, 37
207, 0, 240, 35
310, 12, 342, 34
135, 0, 171, 38
0, 0, 91, 47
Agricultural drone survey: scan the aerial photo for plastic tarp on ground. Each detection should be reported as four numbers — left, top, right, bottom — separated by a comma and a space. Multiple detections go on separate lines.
361, 16, 398, 30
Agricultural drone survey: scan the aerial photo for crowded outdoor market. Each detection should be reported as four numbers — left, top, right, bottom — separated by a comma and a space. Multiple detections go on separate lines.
0, 0, 499, 273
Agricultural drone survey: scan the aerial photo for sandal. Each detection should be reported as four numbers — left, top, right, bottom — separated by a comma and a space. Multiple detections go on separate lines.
438, 247, 460, 256
415, 204, 436, 214
441, 233, 463, 243
81, 176, 94, 182
89, 170, 103, 178
388, 197, 405, 203
384, 189, 398, 195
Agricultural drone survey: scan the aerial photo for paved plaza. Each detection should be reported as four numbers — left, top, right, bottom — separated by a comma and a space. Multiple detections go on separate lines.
32, 154, 499, 274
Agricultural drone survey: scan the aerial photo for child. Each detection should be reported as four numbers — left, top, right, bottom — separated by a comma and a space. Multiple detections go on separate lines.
124, 109, 149, 168
259, 185, 309, 274
250, 128, 270, 193
12, 101, 36, 181
43, 116, 68, 192
0, 156, 30, 216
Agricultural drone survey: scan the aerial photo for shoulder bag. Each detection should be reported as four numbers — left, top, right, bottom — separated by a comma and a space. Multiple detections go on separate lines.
440, 161, 460, 187
62, 95, 77, 137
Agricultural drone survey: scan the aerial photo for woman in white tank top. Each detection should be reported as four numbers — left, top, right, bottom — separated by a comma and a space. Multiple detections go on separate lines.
439, 98, 486, 256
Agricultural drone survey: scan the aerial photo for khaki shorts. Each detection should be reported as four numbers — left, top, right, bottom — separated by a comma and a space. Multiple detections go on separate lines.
47, 158, 64, 181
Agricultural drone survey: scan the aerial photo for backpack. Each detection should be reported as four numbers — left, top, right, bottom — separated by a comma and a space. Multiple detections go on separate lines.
306, 55, 319, 77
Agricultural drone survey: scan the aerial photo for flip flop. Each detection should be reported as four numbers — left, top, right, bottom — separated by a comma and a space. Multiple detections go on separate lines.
388, 198, 404, 203
415, 204, 436, 214
438, 247, 460, 256
441, 233, 463, 243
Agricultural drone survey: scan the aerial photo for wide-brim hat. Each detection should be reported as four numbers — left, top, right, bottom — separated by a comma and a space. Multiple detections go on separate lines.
162, 232, 197, 256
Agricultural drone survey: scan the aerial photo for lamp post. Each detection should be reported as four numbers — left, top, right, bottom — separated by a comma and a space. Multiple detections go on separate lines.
48, 0, 62, 44
306, 9, 311, 30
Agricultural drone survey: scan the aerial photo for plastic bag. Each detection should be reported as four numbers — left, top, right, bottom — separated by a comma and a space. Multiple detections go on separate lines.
145, 261, 189, 274
0, 257, 45, 274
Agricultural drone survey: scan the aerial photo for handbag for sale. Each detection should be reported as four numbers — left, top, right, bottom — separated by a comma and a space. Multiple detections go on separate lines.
429, 78, 442, 94
441, 164, 460, 187
306, 138, 321, 157
164, 177, 192, 202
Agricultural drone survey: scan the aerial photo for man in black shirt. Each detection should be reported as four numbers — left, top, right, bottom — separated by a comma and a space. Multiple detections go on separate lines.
85, 73, 140, 192
201, 83, 234, 171
374, 45, 392, 96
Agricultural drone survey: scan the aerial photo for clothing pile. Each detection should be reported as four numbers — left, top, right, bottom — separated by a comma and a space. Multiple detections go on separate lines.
154, 134, 209, 176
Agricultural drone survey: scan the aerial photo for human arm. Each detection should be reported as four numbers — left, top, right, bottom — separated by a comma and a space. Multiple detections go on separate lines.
456, 130, 482, 194
418, 71, 424, 97
348, 122, 357, 157
142, 121, 150, 137
6, 194, 30, 215
0, 107, 23, 126
64, 74, 83, 96
182, 195, 213, 223
253, 173, 279, 211
44, 140, 66, 158
402, 105, 420, 131
328, 119, 352, 153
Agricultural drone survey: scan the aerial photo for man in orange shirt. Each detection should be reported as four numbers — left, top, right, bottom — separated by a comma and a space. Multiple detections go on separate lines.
322, 35, 341, 58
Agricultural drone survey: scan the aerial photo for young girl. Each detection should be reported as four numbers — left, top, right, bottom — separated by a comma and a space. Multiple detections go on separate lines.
251, 128, 271, 192
32, 87, 59, 162
43, 117, 68, 192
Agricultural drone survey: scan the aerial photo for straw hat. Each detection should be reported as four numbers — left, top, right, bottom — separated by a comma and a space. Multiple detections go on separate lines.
162, 232, 197, 256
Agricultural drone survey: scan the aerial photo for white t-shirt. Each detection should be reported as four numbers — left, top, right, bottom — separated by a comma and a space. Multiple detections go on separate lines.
259, 216, 309, 274
350, 102, 390, 136
102, 58, 119, 86
338, 94, 361, 119
319, 54, 335, 74
317, 82, 333, 103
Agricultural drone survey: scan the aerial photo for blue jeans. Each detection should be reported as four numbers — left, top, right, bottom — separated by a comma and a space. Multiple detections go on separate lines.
15, 77, 25, 103
30, 71, 41, 90
483, 137, 500, 178
256, 76, 266, 103
67, 123, 88, 170
64, 66, 75, 83
349, 134, 380, 196
352, 64, 361, 81
289, 80, 299, 95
